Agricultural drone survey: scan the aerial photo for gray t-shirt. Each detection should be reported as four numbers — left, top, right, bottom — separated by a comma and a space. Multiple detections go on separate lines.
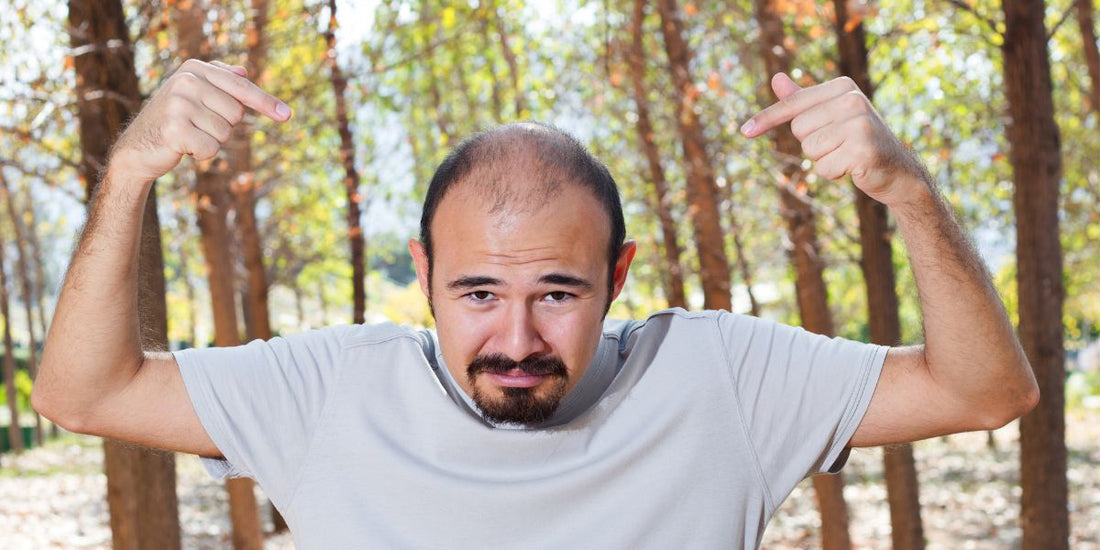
175, 308, 886, 548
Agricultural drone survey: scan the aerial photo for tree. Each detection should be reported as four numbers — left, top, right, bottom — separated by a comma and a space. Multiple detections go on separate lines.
654, 0, 733, 311
1078, 0, 1100, 113
750, 0, 852, 547
172, 1, 265, 547
231, 0, 273, 348
67, 0, 182, 547
0, 175, 44, 445
19, 178, 58, 440
1001, 0, 1069, 547
223, 0, 288, 533
1, 215, 20, 455
325, 0, 368, 324
627, 0, 686, 309
832, 1, 925, 548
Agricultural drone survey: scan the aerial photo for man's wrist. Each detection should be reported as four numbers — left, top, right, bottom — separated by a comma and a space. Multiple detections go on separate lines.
880, 173, 936, 215
99, 154, 156, 201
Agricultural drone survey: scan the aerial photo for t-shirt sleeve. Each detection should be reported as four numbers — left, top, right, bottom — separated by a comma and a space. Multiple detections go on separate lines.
717, 312, 886, 500
173, 325, 349, 503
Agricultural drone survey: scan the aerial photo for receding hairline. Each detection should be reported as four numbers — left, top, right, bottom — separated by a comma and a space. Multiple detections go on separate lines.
437, 123, 593, 213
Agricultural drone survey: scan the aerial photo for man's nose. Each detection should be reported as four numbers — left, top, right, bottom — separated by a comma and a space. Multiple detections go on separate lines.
496, 302, 550, 361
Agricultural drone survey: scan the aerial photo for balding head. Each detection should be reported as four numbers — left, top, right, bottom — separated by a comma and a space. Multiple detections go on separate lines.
419, 123, 626, 299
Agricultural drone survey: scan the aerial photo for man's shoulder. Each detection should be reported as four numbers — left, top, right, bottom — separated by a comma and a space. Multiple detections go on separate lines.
604, 308, 739, 346
270, 322, 427, 354
605, 307, 754, 334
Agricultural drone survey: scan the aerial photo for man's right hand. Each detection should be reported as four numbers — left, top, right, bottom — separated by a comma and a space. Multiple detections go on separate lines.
110, 59, 292, 183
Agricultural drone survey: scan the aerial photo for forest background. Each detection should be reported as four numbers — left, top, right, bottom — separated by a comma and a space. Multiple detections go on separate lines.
0, 0, 1097, 548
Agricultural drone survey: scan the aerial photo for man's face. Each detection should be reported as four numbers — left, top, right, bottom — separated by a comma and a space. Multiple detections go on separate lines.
410, 180, 634, 425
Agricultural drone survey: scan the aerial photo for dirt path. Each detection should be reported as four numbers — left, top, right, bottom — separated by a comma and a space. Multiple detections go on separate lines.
0, 410, 1096, 548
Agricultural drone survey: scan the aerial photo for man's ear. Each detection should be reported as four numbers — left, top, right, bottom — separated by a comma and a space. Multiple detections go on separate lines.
610, 241, 638, 301
408, 239, 431, 298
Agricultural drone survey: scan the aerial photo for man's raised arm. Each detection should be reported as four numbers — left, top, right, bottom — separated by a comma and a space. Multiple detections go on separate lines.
741, 73, 1039, 447
32, 59, 291, 456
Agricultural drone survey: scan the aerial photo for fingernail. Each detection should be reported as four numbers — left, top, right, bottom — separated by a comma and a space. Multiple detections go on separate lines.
740, 120, 756, 136
275, 102, 291, 120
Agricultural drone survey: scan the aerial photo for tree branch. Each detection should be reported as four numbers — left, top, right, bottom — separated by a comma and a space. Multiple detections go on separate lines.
944, 0, 1003, 39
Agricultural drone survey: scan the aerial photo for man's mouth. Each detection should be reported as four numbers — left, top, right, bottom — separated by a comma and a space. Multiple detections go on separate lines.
467, 353, 568, 390
486, 368, 549, 388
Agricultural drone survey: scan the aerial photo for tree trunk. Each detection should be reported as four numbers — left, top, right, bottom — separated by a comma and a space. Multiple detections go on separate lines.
420, 3, 455, 144
68, 1, 182, 547
326, 0, 368, 325
171, 206, 200, 348
225, 0, 287, 533
1078, 0, 1100, 112
832, 2, 925, 548
628, 0, 687, 309
21, 178, 51, 350
318, 279, 330, 326
654, 0, 732, 311
1002, 1, 1069, 547
751, 1, 852, 548
488, 0, 525, 118
1, 227, 21, 455
173, 2, 265, 548
21, 177, 57, 438
729, 221, 761, 316
0, 176, 44, 446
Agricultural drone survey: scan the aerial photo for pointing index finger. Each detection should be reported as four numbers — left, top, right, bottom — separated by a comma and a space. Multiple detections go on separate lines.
187, 61, 291, 122
741, 74, 855, 138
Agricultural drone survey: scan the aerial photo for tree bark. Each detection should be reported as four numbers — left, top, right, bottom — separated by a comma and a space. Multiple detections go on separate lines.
23, 179, 57, 440
173, 2, 265, 548
326, 0, 368, 324
654, 0, 733, 311
751, 1, 851, 548
20, 178, 51, 351
1078, 0, 1100, 112
68, 1, 182, 547
0, 175, 44, 446
1, 225, 21, 455
832, 2, 925, 548
226, 0, 287, 532
628, 0, 686, 309
1002, 1, 1069, 547
729, 219, 761, 316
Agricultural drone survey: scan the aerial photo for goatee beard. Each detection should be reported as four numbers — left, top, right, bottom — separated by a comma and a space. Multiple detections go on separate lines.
467, 353, 569, 425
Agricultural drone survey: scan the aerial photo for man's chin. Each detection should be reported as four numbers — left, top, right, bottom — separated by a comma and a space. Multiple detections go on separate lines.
471, 378, 567, 425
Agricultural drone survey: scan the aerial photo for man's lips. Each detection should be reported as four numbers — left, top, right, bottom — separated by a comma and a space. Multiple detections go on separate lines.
485, 368, 549, 388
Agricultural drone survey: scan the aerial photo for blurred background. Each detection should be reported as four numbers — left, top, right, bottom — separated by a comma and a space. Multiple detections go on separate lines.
0, 0, 1097, 548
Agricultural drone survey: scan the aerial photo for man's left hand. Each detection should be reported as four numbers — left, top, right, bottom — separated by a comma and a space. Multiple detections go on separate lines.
740, 72, 928, 208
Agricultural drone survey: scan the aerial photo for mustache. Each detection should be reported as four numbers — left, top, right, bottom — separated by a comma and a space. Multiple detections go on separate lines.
467, 353, 568, 378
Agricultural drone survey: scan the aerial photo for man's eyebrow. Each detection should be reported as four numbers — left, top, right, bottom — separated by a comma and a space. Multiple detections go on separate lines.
447, 276, 504, 290
539, 273, 594, 289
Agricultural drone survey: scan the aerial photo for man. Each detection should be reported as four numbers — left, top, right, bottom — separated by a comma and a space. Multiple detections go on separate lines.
34, 59, 1038, 548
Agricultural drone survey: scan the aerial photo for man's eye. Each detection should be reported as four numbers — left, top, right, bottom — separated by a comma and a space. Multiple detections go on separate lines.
545, 291, 572, 302
468, 291, 494, 301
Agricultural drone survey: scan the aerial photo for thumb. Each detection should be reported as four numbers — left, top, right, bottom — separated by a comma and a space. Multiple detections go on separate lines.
771, 72, 801, 100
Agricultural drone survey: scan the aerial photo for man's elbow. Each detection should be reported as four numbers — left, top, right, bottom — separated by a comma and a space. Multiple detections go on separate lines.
981, 366, 1040, 431
31, 376, 89, 435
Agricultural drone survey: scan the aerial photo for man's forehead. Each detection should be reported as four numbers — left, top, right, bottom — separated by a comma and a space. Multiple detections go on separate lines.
430, 183, 611, 273
438, 166, 600, 221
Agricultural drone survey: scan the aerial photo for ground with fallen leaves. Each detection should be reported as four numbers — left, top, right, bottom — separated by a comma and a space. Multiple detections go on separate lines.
0, 409, 1096, 549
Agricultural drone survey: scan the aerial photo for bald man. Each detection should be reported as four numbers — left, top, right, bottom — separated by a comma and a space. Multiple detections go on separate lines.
34, 59, 1037, 548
